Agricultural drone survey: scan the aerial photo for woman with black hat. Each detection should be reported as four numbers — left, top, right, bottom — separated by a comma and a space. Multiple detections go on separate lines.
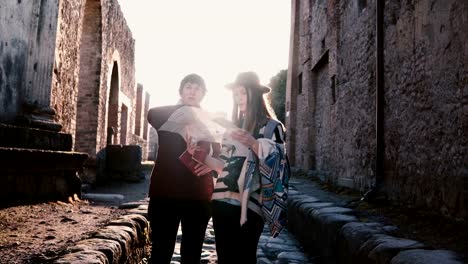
194, 71, 289, 264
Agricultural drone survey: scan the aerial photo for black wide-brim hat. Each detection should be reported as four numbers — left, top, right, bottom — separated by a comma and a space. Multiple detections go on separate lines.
225, 71, 271, 94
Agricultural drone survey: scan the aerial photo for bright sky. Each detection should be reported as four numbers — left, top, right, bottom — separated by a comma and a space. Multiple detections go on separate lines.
119, 1, 291, 116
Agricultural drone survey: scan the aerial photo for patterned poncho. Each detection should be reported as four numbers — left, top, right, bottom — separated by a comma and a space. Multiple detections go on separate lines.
212, 120, 289, 237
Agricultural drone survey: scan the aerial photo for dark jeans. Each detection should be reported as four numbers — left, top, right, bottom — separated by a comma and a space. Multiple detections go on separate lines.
212, 200, 264, 264
148, 197, 212, 264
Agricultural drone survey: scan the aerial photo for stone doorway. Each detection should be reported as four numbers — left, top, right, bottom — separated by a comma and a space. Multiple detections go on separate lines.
107, 61, 119, 144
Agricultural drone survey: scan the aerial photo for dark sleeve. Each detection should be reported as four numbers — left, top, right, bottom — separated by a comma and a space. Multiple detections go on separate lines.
147, 105, 180, 130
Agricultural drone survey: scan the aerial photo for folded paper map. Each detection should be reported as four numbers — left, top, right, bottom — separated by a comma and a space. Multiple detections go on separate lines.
159, 106, 232, 144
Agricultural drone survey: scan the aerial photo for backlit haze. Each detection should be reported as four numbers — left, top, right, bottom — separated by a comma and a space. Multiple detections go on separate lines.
119, 1, 291, 118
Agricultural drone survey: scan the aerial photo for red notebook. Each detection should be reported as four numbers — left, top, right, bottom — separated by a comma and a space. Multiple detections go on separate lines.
178, 141, 211, 176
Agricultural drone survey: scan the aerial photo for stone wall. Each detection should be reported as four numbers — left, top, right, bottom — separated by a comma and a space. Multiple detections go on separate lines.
54, 214, 150, 264
1, 0, 140, 153
287, 0, 467, 219
132, 83, 152, 160
1, 0, 151, 187
289, 0, 314, 169
0, 1, 32, 122
334, 0, 376, 189
0, 146, 87, 206
50, 0, 143, 156
97, 0, 137, 151
382, 0, 467, 218
52, 0, 85, 137
0, 0, 60, 124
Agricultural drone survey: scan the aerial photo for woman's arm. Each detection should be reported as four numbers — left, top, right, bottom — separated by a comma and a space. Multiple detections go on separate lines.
229, 129, 260, 156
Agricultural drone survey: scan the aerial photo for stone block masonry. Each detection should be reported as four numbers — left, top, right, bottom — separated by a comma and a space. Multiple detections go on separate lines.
287, 0, 467, 220
53, 214, 150, 264
287, 179, 464, 264
0, 147, 87, 206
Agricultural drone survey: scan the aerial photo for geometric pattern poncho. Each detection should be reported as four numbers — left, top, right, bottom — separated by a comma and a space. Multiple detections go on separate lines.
259, 144, 289, 238
240, 124, 289, 238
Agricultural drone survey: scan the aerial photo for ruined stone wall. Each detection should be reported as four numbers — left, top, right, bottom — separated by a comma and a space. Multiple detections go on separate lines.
333, 0, 376, 188
52, 0, 84, 136
130, 84, 150, 159
291, 0, 314, 169
97, 0, 136, 151
0, 0, 59, 123
289, 0, 467, 218
308, 0, 342, 184
49, 0, 138, 155
0, 1, 32, 122
382, 0, 467, 218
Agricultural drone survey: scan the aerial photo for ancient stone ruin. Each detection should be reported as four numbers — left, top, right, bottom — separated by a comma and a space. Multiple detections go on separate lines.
0, 0, 151, 205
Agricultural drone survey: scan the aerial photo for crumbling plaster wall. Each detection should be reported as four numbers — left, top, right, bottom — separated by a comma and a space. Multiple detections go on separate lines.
0, 0, 60, 123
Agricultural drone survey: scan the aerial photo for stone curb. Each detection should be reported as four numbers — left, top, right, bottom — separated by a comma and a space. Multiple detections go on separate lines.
53, 212, 150, 264
287, 190, 464, 264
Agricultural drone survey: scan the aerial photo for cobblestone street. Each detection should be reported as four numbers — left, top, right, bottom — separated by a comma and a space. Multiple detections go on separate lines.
167, 220, 314, 264
87, 172, 316, 263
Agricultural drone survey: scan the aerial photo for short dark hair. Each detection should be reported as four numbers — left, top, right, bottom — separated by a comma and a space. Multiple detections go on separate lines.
179, 73, 206, 94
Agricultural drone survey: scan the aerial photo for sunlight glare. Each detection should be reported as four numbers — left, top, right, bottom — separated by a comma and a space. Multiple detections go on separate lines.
119, 0, 290, 117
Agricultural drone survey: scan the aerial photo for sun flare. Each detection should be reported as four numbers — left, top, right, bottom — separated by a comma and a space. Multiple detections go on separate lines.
119, 0, 290, 116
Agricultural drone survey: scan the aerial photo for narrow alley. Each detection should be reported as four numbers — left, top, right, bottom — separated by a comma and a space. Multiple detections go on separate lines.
0, 0, 466, 263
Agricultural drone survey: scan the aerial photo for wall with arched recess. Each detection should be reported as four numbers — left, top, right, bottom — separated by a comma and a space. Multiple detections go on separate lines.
51, 0, 137, 156
3, 0, 148, 159
96, 0, 137, 153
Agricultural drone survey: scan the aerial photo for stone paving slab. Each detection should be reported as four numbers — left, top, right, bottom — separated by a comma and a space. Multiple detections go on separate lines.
119, 200, 315, 264
53, 214, 150, 264
165, 220, 315, 264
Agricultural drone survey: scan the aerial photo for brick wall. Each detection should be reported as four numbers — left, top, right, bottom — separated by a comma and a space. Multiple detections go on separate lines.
288, 0, 467, 219
49, 0, 142, 156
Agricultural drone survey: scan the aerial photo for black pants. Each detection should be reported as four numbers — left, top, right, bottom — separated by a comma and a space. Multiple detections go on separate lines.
212, 200, 264, 264
148, 197, 212, 264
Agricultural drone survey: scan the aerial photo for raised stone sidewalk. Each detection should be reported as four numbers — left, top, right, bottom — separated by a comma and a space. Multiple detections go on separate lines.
287, 176, 464, 264
53, 213, 150, 264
